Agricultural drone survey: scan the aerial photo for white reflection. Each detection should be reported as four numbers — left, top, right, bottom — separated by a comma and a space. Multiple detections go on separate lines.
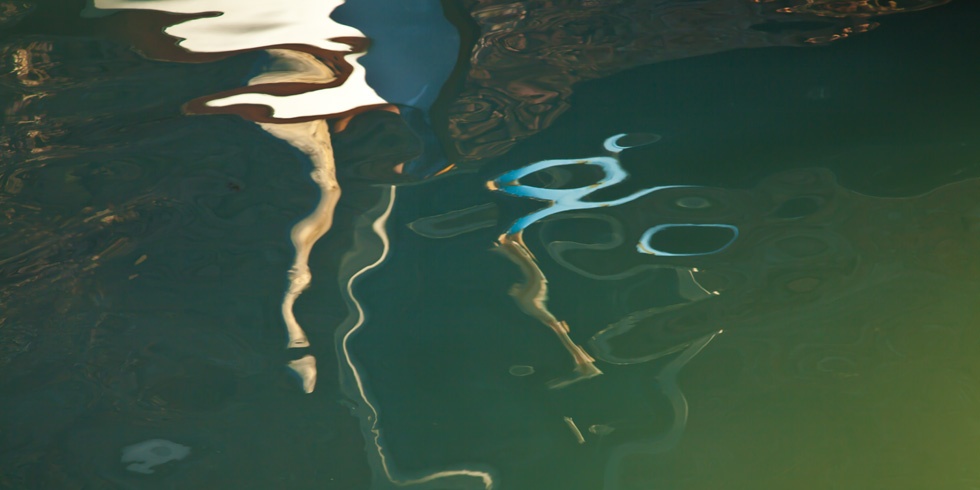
287, 354, 317, 394
337, 187, 496, 490
93, 0, 361, 52
206, 51, 386, 119
121, 439, 191, 474
261, 118, 340, 353
563, 416, 586, 445
92, 0, 387, 119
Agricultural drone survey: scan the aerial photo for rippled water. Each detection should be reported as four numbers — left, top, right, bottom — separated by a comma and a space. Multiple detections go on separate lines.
1, 0, 979, 488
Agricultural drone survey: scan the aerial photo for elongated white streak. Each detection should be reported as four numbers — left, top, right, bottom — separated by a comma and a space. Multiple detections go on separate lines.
341, 186, 395, 409
261, 120, 340, 357
250, 50, 344, 374
339, 187, 495, 489
563, 416, 586, 444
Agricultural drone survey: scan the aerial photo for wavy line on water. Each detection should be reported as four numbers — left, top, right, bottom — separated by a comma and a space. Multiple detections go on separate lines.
336, 186, 496, 490
265, 119, 341, 353
602, 329, 722, 490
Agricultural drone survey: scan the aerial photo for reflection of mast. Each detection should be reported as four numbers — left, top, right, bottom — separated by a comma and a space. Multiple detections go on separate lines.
267, 118, 340, 353
218, 48, 352, 394
495, 231, 602, 388
337, 188, 496, 490
602, 329, 721, 490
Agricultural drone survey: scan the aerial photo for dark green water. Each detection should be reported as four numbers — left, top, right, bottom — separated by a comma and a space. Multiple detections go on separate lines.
2, 1, 980, 489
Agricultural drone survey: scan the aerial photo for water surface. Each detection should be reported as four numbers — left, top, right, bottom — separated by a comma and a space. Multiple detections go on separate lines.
1, 0, 979, 489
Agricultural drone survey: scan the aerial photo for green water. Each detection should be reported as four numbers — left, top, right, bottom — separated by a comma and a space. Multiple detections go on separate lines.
1, 1, 980, 489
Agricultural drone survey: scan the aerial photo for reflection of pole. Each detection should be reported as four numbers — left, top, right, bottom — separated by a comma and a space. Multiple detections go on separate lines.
495, 231, 602, 388
262, 118, 341, 393
602, 329, 721, 490
336, 187, 496, 490
272, 120, 341, 351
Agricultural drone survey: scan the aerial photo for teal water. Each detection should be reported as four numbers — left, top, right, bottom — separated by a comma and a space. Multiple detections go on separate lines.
1, 1, 980, 489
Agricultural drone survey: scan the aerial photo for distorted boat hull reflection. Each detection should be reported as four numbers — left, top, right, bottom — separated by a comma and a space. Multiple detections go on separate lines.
0, 0, 974, 488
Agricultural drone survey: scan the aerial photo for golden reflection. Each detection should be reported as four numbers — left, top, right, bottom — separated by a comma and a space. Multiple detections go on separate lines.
778, 0, 953, 17
485, 135, 666, 387
11, 41, 52, 87
0, 2, 31, 27
494, 231, 602, 388
225, 49, 351, 391
487, 134, 724, 384
0, 38, 157, 358
802, 21, 879, 43
287, 355, 317, 394
261, 118, 340, 352
479, 134, 980, 485
563, 416, 586, 445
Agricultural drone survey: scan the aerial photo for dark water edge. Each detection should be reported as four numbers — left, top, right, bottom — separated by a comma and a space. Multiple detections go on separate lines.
0, 1, 979, 489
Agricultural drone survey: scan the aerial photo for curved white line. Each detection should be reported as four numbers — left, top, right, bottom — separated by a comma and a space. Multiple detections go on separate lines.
339, 186, 495, 490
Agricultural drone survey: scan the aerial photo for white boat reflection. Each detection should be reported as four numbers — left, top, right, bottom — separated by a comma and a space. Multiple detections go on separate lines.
88, 1, 491, 488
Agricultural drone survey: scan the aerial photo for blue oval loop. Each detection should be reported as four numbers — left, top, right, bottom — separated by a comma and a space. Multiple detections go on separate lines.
637, 224, 739, 256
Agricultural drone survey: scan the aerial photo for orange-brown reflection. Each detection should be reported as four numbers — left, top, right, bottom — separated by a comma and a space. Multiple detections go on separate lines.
494, 231, 603, 388
777, 0, 953, 17
447, 0, 955, 161
0, 39, 171, 378
89, 0, 387, 123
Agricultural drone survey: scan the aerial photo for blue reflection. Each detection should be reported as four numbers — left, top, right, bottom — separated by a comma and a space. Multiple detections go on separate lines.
492, 134, 694, 235
332, 0, 459, 111
637, 223, 739, 256
491, 133, 739, 257
333, 0, 461, 179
